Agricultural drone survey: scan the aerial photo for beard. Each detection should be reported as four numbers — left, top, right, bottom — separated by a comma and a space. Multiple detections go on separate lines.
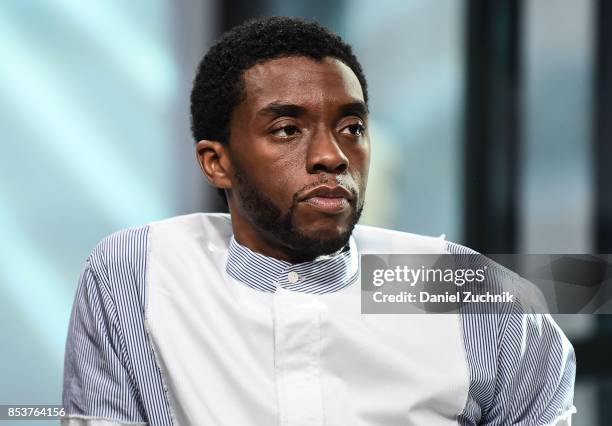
233, 169, 364, 261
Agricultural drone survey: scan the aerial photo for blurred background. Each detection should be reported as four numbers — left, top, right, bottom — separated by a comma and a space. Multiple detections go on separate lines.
1, 0, 610, 424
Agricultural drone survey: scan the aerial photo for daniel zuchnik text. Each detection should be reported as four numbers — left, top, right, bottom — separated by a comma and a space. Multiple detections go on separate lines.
372, 291, 515, 303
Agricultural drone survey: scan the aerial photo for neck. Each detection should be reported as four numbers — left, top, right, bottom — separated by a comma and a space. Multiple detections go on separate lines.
229, 208, 326, 264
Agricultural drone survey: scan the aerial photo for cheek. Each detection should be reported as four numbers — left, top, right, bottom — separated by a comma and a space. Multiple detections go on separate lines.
266, 146, 310, 197
348, 143, 371, 189
231, 135, 306, 202
252, 155, 305, 207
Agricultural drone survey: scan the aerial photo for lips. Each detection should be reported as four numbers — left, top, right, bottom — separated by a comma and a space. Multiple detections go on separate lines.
304, 196, 349, 211
298, 185, 353, 213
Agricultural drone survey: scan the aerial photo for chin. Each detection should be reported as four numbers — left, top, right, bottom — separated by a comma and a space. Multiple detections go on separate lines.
305, 227, 349, 242
288, 205, 362, 256
298, 224, 350, 242
295, 208, 353, 232
289, 225, 353, 257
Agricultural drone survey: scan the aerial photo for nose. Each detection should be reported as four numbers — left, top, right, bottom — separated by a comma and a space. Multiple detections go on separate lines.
306, 129, 349, 174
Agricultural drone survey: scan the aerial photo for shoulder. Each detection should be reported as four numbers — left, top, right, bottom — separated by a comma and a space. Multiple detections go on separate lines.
147, 212, 231, 237
87, 224, 150, 281
88, 213, 232, 272
353, 224, 447, 253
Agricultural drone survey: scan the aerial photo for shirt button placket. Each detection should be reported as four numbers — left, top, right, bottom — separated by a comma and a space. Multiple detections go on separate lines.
273, 288, 324, 426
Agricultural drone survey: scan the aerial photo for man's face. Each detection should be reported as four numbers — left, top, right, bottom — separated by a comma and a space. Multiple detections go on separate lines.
226, 56, 370, 260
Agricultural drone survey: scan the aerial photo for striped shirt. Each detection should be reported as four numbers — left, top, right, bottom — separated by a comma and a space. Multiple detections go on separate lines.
62, 213, 576, 425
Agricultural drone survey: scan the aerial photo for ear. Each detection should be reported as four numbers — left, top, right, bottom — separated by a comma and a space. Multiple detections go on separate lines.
195, 140, 233, 190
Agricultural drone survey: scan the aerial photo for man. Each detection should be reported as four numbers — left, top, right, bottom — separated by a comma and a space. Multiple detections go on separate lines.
62, 17, 576, 425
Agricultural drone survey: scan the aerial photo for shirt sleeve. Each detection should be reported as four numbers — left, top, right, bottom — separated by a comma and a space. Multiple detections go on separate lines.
482, 309, 577, 425
62, 249, 148, 425
457, 277, 577, 425
449, 242, 577, 425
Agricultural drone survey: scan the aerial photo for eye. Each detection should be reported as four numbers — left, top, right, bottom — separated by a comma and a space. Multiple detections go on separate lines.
271, 125, 301, 138
341, 122, 366, 137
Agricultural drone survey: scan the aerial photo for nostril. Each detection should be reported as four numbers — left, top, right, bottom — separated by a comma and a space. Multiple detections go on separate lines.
312, 160, 348, 174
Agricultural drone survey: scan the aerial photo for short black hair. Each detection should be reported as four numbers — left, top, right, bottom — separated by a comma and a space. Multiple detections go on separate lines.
190, 16, 368, 144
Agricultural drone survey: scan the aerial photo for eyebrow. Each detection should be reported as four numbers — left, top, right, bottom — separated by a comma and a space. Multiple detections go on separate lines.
256, 102, 307, 118
255, 100, 369, 119
338, 101, 369, 119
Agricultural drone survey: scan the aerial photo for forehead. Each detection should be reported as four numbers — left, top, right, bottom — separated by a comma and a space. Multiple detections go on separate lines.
241, 56, 364, 109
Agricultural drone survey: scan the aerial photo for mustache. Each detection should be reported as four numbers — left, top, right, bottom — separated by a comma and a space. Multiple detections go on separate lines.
292, 176, 358, 203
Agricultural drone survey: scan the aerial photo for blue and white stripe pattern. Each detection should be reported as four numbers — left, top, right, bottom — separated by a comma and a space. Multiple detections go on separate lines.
62, 226, 173, 425
62, 225, 575, 425
448, 241, 576, 425
225, 235, 358, 294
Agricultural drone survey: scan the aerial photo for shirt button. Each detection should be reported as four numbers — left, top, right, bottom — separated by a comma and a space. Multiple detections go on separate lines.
287, 271, 299, 283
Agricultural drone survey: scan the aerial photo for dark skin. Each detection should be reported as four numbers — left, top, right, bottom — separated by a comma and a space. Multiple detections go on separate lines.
196, 56, 370, 263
